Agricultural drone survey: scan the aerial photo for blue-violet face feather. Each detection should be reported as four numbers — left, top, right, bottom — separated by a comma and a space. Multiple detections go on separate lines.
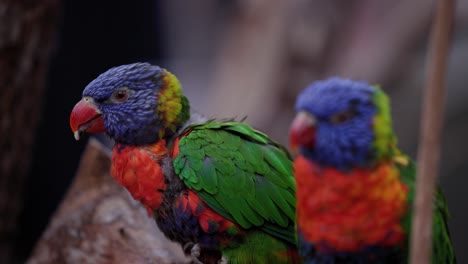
83, 62, 165, 145
295, 77, 377, 169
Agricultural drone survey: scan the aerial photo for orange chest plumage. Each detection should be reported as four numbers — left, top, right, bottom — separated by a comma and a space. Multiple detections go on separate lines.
111, 141, 169, 212
294, 155, 409, 252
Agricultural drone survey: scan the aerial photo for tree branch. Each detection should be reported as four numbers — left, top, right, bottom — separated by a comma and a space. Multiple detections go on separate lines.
409, 0, 454, 263
27, 139, 189, 264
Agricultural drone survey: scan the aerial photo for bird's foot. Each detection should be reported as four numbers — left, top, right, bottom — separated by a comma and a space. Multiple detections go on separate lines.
183, 242, 195, 254
217, 256, 228, 264
183, 242, 203, 264
191, 244, 201, 262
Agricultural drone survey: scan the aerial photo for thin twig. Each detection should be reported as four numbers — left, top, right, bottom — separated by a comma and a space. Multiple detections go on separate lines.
409, 0, 454, 263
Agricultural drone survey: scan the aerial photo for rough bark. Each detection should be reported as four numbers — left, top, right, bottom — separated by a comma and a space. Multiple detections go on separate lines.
0, 0, 59, 261
27, 139, 189, 264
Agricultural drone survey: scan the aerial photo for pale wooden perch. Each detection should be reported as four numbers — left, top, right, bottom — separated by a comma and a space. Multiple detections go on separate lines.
27, 138, 189, 264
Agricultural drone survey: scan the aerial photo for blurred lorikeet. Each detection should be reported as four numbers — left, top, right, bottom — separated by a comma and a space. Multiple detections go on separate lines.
69, 62, 300, 263
289, 77, 455, 263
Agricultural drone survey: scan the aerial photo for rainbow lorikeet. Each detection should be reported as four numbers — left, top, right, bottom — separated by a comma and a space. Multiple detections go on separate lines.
69, 62, 300, 264
289, 77, 455, 263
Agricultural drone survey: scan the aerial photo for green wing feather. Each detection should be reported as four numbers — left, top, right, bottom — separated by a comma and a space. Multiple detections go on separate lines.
173, 121, 296, 244
397, 156, 456, 263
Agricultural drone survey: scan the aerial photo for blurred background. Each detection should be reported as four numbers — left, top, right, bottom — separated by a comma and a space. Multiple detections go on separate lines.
1, 0, 467, 263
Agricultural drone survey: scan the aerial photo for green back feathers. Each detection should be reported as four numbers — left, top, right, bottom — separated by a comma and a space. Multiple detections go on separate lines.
223, 231, 299, 264
178, 95, 190, 126
173, 121, 297, 244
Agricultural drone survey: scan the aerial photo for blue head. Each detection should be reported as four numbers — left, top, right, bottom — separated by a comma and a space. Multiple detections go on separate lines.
290, 77, 392, 170
70, 62, 189, 145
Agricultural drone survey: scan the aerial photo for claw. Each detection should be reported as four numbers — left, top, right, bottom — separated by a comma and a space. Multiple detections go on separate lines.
183, 242, 195, 253
218, 256, 228, 264
191, 244, 202, 264
183, 242, 203, 264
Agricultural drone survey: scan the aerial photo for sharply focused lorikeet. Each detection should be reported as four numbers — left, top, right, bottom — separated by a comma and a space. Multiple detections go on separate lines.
69, 62, 300, 263
289, 77, 455, 263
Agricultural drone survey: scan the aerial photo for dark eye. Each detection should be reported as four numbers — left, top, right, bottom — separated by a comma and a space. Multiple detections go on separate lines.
330, 110, 355, 124
112, 88, 129, 102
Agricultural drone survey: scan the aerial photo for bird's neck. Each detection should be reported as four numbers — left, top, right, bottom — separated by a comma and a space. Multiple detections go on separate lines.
295, 156, 408, 253
155, 70, 191, 142
111, 141, 170, 214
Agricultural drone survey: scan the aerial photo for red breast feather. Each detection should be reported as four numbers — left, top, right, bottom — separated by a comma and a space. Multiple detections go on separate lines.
295, 155, 408, 253
111, 141, 168, 213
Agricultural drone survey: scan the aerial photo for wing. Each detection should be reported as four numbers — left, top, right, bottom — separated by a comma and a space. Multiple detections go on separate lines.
173, 121, 296, 244
397, 156, 456, 264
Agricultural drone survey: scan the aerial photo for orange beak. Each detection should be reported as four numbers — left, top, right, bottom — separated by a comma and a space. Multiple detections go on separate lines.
289, 111, 317, 154
70, 97, 105, 140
